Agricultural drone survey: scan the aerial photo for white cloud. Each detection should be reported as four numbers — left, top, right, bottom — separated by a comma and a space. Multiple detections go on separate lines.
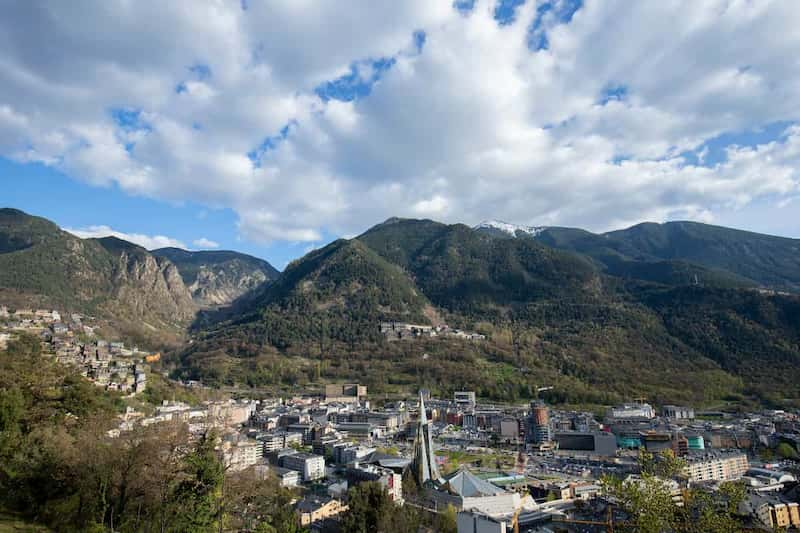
412, 195, 449, 216
193, 237, 220, 249
64, 225, 187, 250
2, 0, 800, 241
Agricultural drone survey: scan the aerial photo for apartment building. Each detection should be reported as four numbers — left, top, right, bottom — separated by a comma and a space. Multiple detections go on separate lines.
282, 452, 326, 481
685, 451, 749, 482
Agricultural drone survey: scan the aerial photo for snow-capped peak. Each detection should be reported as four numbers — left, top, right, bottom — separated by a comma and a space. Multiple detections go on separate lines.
474, 220, 547, 237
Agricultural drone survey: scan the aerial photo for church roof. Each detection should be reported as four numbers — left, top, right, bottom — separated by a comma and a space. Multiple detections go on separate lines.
443, 468, 507, 498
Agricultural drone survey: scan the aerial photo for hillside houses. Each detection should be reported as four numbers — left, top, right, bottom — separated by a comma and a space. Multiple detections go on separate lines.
1, 303, 154, 395
380, 321, 486, 342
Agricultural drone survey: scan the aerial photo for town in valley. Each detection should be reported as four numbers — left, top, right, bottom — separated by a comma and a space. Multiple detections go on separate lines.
2, 303, 799, 532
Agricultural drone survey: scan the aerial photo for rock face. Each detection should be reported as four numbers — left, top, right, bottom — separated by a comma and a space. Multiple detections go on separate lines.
188, 265, 268, 306
104, 242, 197, 323
151, 248, 279, 307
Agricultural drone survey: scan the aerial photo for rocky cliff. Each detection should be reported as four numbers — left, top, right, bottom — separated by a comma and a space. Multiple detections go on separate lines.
151, 248, 279, 307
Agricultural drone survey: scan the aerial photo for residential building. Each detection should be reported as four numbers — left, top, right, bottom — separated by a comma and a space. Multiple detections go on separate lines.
744, 494, 800, 529
325, 383, 367, 404
346, 464, 403, 502
672, 434, 689, 457
685, 451, 749, 482
296, 496, 347, 527
312, 436, 341, 457
454, 391, 477, 409
624, 475, 684, 507
287, 423, 314, 444
272, 466, 300, 487
208, 401, 254, 427
224, 440, 261, 471
609, 403, 656, 420
528, 401, 552, 444
282, 452, 326, 481
663, 405, 695, 420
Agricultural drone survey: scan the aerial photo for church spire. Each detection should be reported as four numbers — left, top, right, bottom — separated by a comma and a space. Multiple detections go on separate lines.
412, 390, 441, 486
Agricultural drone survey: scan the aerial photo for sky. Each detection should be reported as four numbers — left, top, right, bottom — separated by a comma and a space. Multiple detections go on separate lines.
1, 0, 800, 269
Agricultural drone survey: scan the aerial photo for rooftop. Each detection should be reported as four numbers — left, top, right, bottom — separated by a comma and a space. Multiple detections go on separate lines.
442, 468, 507, 498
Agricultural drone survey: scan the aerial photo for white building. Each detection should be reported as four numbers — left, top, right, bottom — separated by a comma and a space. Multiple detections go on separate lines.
274, 467, 300, 487
225, 440, 261, 471
346, 464, 403, 503
663, 405, 695, 420
685, 452, 749, 482
742, 468, 796, 492
282, 452, 326, 481
457, 511, 512, 533
609, 403, 655, 420
454, 391, 477, 409
336, 445, 375, 465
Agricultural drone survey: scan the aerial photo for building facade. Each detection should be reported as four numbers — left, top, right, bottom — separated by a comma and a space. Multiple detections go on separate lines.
282, 452, 326, 481
528, 401, 552, 444
685, 452, 749, 482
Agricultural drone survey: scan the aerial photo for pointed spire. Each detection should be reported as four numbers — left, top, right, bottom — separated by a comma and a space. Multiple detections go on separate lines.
412, 389, 441, 486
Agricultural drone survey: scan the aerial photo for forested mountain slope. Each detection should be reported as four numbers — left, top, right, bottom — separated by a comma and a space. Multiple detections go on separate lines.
528, 221, 800, 292
183, 217, 800, 408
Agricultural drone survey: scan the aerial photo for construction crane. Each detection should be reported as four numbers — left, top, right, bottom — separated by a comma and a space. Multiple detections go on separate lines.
511, 506, 522, 533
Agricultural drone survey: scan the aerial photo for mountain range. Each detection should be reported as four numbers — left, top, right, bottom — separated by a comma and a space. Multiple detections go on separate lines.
182, 217, 800, 408
0, 208, 278, 345
2, 208, 798, 407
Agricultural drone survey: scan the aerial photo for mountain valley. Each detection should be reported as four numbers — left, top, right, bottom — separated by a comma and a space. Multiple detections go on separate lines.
2, 209, 798, 408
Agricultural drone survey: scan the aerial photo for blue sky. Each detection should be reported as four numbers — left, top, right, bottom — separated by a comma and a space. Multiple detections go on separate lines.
1, 0, 799, 269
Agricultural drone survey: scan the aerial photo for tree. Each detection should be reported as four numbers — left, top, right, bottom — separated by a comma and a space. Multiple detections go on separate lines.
603, 473, 680, 533
223, 469, 306, 533
638, 449, 687, 479
776, 442, 799, 460
170, 432, 224, 532
339, 482, 397, 533
683, 481, 745, 533
603, 451, 746, 533
434, 504, 457, 533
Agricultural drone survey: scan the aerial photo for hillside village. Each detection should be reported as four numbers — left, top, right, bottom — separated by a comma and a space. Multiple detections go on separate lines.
0, 304, 156, 394
380, 321, 486, 342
